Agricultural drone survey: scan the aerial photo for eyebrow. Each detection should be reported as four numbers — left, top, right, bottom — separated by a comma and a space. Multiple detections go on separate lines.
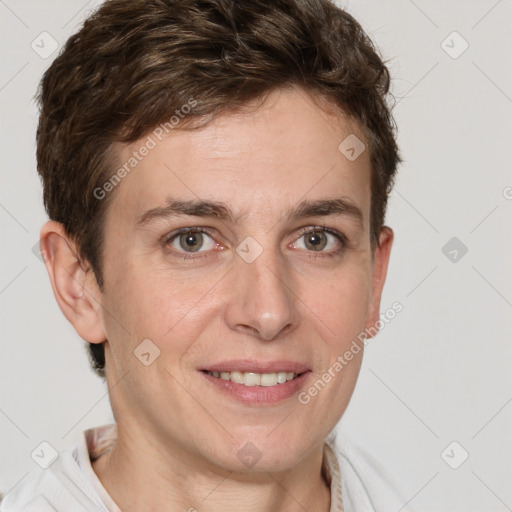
137, 197, 363, 228
290, 198, 363, 227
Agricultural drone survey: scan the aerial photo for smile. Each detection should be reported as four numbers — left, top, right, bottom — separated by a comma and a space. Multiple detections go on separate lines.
202, 370, 302, 386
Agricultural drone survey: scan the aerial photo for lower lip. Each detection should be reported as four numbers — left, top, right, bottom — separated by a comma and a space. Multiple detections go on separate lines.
199, 371, 312, 405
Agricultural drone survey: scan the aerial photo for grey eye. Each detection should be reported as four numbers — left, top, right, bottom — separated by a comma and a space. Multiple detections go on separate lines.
294, 230, 339, 252
303, 231, 328, 251
169, 231, 216, 253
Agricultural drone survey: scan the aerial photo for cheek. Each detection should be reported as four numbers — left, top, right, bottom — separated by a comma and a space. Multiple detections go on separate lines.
101, 261, 217, 358
310, 264, 371, 340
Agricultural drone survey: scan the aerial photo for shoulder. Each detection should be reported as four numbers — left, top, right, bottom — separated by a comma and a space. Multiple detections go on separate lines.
0, 466, 67, 512
331, 435, 412, 512
0, 443, 108, 512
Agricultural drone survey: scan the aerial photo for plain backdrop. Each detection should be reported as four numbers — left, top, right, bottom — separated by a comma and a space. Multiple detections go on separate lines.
1, 1, 511, 510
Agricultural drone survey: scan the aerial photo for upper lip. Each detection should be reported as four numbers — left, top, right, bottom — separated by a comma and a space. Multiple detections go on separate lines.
200, 360, 310, 374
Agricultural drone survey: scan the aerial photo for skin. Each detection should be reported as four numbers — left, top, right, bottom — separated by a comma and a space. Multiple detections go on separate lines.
41, 85, 393, 512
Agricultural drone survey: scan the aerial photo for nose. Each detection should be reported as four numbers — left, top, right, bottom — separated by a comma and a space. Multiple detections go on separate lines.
223, 245, 299, 341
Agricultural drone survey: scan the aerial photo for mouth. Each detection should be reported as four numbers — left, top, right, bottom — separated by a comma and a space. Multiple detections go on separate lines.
197, 360, 311, 404
200, 369, 306, 387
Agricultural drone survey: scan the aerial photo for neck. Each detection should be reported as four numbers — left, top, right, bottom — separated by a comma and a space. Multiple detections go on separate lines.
92, 425, 332, 512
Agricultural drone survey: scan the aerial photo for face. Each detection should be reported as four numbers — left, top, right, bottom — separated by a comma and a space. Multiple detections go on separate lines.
81, 86, 393, 473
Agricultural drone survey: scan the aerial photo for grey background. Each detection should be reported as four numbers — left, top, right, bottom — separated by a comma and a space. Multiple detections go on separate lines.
1, 1, 511, 510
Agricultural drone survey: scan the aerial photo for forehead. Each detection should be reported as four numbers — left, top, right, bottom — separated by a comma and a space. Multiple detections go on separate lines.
105, 87, 371, 228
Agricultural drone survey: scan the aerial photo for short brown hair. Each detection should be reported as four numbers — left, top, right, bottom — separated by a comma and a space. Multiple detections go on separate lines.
36, 0, 400, 379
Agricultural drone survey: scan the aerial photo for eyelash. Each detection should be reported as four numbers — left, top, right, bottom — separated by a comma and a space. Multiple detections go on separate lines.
295, 226, 349, 259
163, 227, 218, 261
162, 225, 349, 261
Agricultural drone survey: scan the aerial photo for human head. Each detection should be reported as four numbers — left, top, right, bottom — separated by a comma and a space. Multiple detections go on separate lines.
37, 0, 398, 381
37, 0, 400, 480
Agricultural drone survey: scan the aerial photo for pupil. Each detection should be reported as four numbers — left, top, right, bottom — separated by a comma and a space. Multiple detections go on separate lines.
182, 232, 202, 252
306, 232, 325, 251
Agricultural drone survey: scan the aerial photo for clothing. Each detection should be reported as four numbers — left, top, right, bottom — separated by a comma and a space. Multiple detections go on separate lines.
1, 424, 410, 511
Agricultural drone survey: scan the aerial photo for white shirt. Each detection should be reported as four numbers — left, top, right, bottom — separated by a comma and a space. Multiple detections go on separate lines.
0, 424, 411, 511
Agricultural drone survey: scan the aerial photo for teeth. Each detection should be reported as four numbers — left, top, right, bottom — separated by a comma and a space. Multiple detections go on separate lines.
205, 370, 299, 386
230, 371, 243, 384
245, 373, 261, 386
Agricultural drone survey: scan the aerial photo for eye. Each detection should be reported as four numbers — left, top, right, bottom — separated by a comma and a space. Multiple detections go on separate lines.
165, 228, 218, 255
291, 227, 347, 256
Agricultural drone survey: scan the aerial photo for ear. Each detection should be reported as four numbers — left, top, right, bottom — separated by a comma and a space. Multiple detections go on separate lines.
40, 220, 106, 344
364, 226, 394, 339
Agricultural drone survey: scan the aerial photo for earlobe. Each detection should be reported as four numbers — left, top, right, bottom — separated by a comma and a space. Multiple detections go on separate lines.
364, 226, 394, 339
40, 221, 106, 344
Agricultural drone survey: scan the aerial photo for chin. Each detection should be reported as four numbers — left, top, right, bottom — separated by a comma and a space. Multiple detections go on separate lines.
204, 430, 315, 474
